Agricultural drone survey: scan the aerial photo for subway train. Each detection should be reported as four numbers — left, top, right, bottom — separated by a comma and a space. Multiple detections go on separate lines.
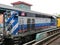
0, 4, 60, 44
57, 17, 60, 28
0, 4, 57, 35
5, 11, 56, 35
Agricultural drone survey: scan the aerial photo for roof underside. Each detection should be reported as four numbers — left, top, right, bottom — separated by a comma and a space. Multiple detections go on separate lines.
0, 4, 53, 17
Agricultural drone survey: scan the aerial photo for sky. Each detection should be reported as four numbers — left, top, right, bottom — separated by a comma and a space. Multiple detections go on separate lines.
0, 0, 60, 15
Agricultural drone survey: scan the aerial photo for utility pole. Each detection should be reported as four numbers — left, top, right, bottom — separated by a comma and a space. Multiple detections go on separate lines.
3, 11, 6, 37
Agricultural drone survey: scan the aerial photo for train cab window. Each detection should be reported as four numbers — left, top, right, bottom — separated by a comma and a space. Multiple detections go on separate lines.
20, 18, 24, 30
32, 19, 35, 30
27, 19, 31, 31
27, 19, 31, 24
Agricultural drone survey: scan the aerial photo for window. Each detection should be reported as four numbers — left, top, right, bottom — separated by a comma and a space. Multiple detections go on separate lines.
19, 11, 26, 16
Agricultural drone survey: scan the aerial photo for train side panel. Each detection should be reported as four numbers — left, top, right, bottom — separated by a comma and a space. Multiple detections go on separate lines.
18, 17, 54, 32
35, 18, 51, 29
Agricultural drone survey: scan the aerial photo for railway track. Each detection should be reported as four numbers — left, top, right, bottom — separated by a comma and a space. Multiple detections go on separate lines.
23, 40, 36, 45
49, 37, 60, 45
23, 32, 60, 45
43, 33, 60, 45
0, 28, 59, 45
33, 32, 60, 45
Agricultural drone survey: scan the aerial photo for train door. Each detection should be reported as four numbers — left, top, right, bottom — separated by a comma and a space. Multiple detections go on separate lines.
20, 18, 24, 32
27, 19, 31, 31
32, 19, 35, 30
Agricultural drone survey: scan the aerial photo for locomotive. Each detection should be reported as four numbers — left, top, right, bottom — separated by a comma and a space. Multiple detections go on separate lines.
5, 11, 56, 35
0, 4, 59, 44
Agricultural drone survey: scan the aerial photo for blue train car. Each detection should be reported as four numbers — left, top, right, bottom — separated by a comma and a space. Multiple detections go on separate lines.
0, 4, 56, 35
0, 4, 57, 44
4, 11, 56, 35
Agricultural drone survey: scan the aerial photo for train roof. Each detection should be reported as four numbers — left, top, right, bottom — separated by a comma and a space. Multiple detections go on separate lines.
0, 4, 53, 17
